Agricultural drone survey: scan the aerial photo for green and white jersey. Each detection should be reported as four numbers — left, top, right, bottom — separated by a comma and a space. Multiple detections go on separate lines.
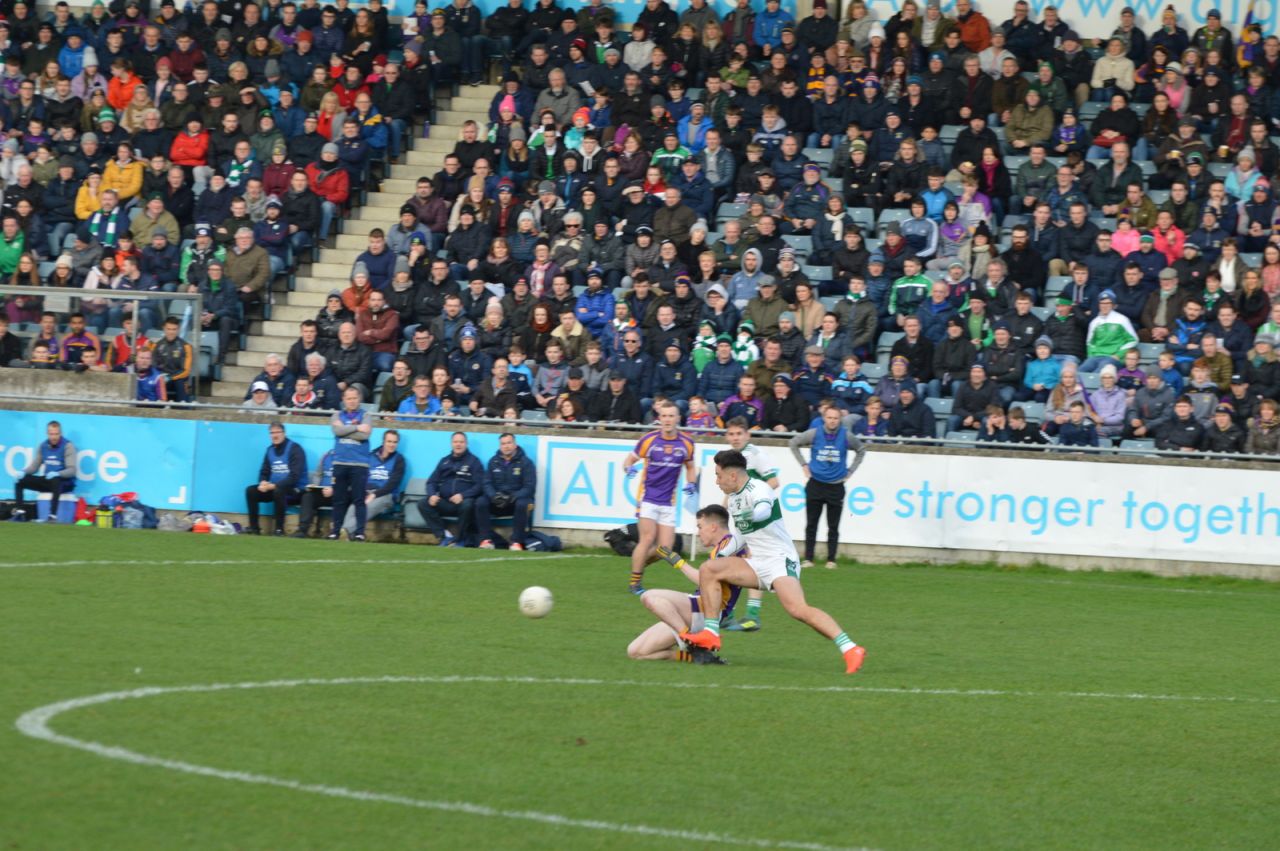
740, 442, 779, 486
726, 477, 797, 562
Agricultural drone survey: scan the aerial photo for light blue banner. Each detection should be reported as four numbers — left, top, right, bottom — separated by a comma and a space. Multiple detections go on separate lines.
0, 411, 538, 514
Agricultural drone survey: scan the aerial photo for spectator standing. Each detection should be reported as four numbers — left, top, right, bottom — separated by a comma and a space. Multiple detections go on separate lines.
325, 387, 373, 542
341, 430, 405, 538
790, 405, 867, 570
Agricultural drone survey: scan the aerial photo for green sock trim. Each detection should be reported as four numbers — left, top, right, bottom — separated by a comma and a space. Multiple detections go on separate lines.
705, 618, 721, 636
746, 598, 762, 617
834, 632, 856, 653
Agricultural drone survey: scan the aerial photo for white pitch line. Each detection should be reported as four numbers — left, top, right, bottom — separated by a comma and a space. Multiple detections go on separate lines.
14, 676, 1279, 851
15, 675, 882, 851
0, 555, 588, 569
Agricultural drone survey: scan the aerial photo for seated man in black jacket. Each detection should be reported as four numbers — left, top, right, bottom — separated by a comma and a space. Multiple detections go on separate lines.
588, 370, 643, 423
764, 373, 811, 432
244, 422, 307, 536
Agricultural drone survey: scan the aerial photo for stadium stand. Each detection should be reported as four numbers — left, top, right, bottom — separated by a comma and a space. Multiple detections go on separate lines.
0, 0, 1278, 461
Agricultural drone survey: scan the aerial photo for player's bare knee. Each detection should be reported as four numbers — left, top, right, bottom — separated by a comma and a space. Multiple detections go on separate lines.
626, 640, 644, 659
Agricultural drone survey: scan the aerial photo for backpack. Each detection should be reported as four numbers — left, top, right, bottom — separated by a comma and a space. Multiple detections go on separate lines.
604, 523, 686, 557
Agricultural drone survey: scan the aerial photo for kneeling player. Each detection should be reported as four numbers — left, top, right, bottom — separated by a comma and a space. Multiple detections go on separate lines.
663, 450, 867, 675
627, 504, 742, 664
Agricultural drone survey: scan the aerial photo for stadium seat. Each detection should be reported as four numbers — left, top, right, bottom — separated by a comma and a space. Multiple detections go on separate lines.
819, 295, 839, 310
1240, 253, 1262, 268
1003, 155, 1028, 172
782, 234, 812, 253
803, 147, 834, 166
1019, 401, 1046, 423
925, 397, 953, 415
399, 478, 432, 533
877, 331, 905, 352
1044, 276, 1071, 300
1147, 189, 1170, 205
1079, 372, 1102, 390
1030, 306, 1051, 321
375, 371, 392, 391
859, 362, 886, 380
801, 265, 832, 283
877, 208, 911, 236
1119, 438, 1157, 455
716, 202, 746, 222
946, 430, 978, 442
522, 409, 549, 421
1207, 163, 1231, 179
848, 206, 876, 231
1138, 342, 1167, 362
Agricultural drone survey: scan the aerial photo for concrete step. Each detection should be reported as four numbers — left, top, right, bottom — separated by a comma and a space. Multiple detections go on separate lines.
406, 137, 457, 154
362, 192, 411, 209
434, 109, 489, 126
377, 178, 424, 197
448, 96, 494, 112
244, 334, 297, 354
271, 304, 322, 322
220, 364, 262, 383
296, 276, 352, 294
259, 319, 305, 337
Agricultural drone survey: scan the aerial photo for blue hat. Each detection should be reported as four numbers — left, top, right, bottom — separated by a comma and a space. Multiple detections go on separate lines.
906, 74, 923, 85
409, 230, 427, 244
460, 324, 478, 339
869, 252, 885, 264
195, 224, 212, 237
930, 51, 945, 62
1098, 289, 1117, 302
1207, 8, 1221, 17
587, 264, 604, 278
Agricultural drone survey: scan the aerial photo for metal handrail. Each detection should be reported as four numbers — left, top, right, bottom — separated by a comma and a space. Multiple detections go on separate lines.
4, 394, 1277, 465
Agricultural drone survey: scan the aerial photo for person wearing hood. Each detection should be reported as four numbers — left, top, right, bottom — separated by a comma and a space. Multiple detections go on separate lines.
763, 372, 811, 432
886, 380, 935, 438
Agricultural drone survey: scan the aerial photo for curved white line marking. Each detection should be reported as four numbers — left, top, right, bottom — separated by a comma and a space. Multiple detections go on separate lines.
16, 675, 883, 851
15, 675, 1278, 850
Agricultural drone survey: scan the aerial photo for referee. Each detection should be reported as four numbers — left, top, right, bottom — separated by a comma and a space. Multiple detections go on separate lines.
788, 406, 867, 570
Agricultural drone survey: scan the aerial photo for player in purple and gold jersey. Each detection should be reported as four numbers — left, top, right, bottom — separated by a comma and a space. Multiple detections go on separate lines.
627, 504, 743, 664
622, 401, 697, 594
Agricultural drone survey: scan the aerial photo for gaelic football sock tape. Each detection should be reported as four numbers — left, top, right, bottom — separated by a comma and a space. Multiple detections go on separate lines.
745, 597, 762, 618
833, 632, 857, 653
704, 617, 721, 637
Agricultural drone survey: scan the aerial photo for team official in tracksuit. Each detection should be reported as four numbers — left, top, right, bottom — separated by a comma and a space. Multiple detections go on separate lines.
294, 450, 335, 538
342, 430, 406, 537
421, 432, 485, 547
788, 405, 867, 568
475, 433, 537, 550
244, 422, 308, 536
327, 387, 373, 541
15, 421, 77, 521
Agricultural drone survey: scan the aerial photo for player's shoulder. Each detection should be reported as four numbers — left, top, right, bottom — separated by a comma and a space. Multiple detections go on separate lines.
635, 429, 660, 450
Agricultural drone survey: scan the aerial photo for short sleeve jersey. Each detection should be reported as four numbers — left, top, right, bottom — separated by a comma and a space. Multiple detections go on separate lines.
634, 429, 695, 507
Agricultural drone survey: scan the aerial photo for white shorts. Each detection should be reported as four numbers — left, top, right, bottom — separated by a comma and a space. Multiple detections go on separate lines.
637, 501, 676, 527
747, 554, 801, 592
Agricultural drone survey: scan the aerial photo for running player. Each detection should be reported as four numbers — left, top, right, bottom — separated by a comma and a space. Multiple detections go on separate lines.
722, 417, 779, 632
622, 401, 697, 594
627, 504, 742, 664
662, 449, 867, 675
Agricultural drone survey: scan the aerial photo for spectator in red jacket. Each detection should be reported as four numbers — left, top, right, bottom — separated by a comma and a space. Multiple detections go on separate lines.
305, 143, 350, 246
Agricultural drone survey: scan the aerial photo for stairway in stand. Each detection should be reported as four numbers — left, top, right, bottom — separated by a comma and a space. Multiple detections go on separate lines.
201, 83, 501, 404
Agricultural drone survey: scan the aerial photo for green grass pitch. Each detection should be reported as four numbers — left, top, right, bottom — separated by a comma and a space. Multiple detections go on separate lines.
2, 525, 1279, 850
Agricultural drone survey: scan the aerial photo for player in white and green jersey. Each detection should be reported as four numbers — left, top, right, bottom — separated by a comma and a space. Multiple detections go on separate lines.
660, 449, 867, 675
723, 417, 779, 632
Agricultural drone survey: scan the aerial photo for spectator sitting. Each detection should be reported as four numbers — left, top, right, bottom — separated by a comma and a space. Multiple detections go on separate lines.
886, 382, 935, 439
341, 430, 405, 539
421, 432, 486, 547
949, 364, 999, 432
476, 433, 537, 551
244, 353, 294, 406
1056, 400, 1100, 448
244, 422, 306, 535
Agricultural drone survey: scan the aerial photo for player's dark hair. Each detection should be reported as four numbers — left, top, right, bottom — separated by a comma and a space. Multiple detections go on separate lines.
725, 416, 750, 430
714, 449, 747, 471
696, 504, 730, 525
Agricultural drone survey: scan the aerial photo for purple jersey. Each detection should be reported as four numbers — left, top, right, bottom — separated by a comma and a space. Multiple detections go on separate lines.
633, 429, 695, 507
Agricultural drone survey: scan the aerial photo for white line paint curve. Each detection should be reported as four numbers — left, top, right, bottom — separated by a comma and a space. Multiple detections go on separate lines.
15, 675, 1278, 850
15, 675, 882, 851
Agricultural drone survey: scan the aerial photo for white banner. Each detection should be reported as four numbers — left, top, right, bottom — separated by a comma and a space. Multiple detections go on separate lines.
535, 434, 1280, 567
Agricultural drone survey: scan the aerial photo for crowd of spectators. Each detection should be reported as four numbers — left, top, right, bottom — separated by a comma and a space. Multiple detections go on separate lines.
2, 0, 1280, 457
